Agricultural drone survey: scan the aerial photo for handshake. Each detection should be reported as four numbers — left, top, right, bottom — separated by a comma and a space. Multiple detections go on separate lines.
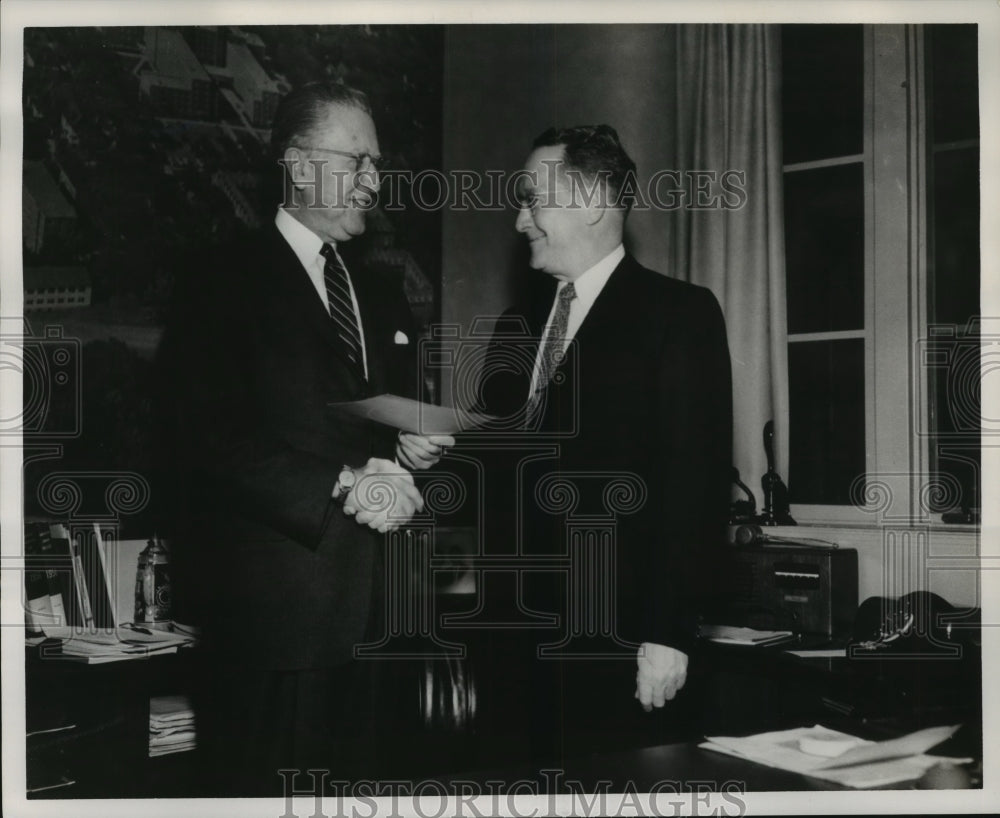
342, 433, 455, 533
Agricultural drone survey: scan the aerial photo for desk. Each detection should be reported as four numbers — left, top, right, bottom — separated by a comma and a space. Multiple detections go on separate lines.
21, 623, 983, 797
695, 641, 983, 740
439, 740, 837, 792
437, 728, 981, 794
25, 645, 201, 798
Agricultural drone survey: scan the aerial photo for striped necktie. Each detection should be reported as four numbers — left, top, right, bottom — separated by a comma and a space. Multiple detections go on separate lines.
320, 243, 365, 377
525, 282, 576, 428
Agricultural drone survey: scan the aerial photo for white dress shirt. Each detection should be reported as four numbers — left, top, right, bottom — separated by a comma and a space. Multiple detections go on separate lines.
529, 243, 625, 397
274, 208, 369, 378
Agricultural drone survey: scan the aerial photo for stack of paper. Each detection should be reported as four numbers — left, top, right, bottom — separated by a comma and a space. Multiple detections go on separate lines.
149, 695, 196, 757
699, 724, 971, 788
41, 625, 194, 663
699, 624, 796, 646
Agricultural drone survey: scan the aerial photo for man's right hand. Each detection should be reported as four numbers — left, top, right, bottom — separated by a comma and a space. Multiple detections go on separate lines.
342, 457, 424, 533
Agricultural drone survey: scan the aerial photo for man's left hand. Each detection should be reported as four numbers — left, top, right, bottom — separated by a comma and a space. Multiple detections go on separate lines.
396, 432, 455, 470
635, 642, 688, 711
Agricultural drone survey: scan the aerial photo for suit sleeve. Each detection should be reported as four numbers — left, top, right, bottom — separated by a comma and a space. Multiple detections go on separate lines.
647, 286, 733, 654
156, 257, 343, 551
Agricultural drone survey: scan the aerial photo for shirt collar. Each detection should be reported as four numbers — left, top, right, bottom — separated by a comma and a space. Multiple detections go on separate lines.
275, 207, 328, 271
560, 244, 625, 308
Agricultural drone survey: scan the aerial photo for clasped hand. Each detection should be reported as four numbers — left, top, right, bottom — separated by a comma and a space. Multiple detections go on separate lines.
396, 432, 455, 470
343, 457, 424, 533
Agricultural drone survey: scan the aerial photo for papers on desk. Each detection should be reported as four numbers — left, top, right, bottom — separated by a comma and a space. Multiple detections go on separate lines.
699, 724, 971, 788
39, 624, 195, 663
699, 624, 796, 647
785, 647, 848, 658
149, 694, 197, 757
330, 393, 495, 435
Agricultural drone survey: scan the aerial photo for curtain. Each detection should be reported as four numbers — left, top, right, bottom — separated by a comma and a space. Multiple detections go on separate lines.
665, 24, 789, 510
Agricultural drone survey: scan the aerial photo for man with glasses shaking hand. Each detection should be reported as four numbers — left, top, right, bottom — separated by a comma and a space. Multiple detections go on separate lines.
156, 82, 452, 794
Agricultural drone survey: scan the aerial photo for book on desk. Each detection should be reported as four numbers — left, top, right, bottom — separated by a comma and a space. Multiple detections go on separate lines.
699, 624, 797, 647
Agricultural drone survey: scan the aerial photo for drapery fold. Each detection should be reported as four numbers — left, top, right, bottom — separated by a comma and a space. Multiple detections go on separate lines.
665, 24, 790, 508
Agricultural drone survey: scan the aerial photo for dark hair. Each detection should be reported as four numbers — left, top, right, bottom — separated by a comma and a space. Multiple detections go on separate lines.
532, 124, 637, 209
270, 81, 372, 159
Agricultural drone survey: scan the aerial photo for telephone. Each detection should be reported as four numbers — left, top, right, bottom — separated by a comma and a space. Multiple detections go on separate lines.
728, 421, 796, 526
760, 421, 795, 525
850, 591, 980, 655
733, 523, 838, 549
729, 467, 758, 524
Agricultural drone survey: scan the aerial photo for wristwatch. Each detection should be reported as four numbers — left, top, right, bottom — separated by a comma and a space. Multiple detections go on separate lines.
332, 465, 356, 503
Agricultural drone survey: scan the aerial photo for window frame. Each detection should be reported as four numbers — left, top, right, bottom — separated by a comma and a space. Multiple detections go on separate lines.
785, 25, 977, 533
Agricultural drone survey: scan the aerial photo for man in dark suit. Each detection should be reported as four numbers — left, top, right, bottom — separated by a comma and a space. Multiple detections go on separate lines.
478, 125, 732, 759
155, 82, 451, 794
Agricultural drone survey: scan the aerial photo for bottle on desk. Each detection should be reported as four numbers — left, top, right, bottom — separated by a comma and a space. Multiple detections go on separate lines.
135, 535, 172, 630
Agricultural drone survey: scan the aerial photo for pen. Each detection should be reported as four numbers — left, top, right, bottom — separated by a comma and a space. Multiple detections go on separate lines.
125, 623, 154, 635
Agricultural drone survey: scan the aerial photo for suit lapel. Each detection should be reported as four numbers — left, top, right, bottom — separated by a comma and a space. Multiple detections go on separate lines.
556, 254, 637, 378
532, 276, 558, 333
517, 256, 642, 428
263, 226, 368, 387
574, 255, 637, 342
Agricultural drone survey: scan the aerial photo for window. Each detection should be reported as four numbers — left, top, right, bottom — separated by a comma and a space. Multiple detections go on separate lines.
781, 24, 980, 525
924, 24, 981, 522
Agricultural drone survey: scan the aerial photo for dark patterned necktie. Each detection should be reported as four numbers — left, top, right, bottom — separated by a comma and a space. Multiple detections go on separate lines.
320, 243, 365, 377
525, 282, 576, 428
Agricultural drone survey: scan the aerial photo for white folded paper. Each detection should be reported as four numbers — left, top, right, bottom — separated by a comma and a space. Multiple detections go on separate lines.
699, 724, 970, 788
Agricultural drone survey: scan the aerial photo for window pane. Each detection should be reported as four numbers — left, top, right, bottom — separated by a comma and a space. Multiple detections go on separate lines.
788, 339, 865, 505
782, 25, 863, 164
924, 326, 980, 517
929, 24, 979, 144
932, 147, 979, 327
927, 86, 980, 518
784, 163, 865, 334
927, 21, 980, 519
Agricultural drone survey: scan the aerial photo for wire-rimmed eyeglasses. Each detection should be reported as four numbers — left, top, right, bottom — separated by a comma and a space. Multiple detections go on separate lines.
296, 146, 387, 173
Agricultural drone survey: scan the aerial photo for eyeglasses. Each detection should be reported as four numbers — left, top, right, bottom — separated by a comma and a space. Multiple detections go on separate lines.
515, 188, 566, 211
296, 146, 387, 173
516, 192, 540, 210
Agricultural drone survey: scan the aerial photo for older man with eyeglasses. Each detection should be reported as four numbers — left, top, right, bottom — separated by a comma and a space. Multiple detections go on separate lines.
155, 81, 451, 795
